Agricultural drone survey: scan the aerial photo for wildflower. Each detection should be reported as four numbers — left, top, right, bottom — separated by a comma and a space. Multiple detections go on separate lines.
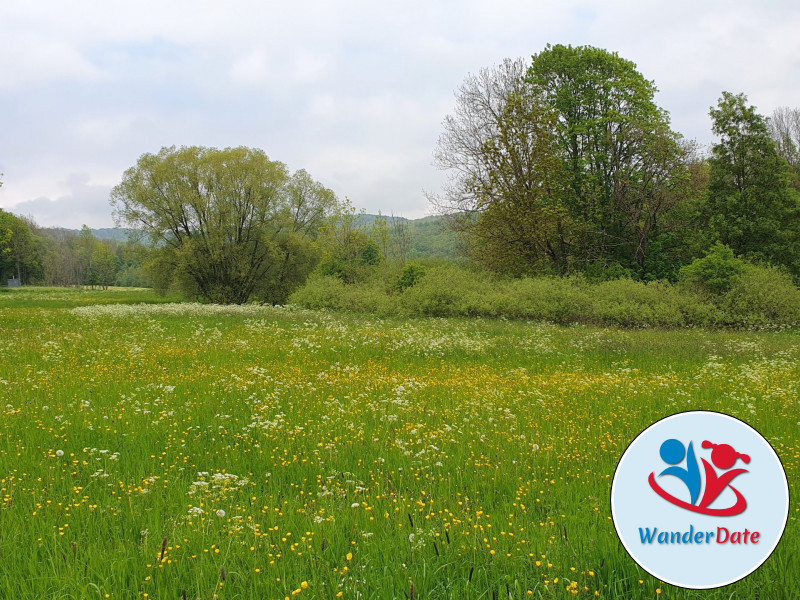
351, 502, 360, 508
55, 449, 64, 457
216, 509, 226, 518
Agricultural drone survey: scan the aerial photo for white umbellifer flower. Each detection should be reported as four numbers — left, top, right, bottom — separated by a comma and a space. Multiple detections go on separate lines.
55, 449, 64, 457
351, 502, 360, 508
216, 509, 226, 518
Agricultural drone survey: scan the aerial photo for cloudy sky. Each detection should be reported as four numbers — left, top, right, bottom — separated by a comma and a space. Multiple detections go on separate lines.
1, 1, 799, 228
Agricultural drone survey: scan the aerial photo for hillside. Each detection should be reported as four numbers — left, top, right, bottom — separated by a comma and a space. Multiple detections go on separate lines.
55, 215, 462, 260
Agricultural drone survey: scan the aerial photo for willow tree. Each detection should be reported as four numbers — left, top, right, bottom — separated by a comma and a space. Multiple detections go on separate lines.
111, 146, 337, 303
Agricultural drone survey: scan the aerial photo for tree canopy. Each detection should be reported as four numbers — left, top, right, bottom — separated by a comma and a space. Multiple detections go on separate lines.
432, 45, 687, 279
706, 92, 800, 275
111, 146, 337, 303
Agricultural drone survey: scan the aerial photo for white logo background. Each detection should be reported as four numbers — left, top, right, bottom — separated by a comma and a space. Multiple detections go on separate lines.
611, 411, 789, 589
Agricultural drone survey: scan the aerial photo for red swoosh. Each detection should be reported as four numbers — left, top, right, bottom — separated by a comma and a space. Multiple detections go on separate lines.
648, 472, 747, 516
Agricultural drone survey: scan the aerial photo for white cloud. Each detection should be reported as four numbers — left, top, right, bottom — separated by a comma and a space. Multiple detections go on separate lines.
0, 32, 102, 89
2, 0, 800, 226
2, 173, 114, 228
229, 49, 271, 86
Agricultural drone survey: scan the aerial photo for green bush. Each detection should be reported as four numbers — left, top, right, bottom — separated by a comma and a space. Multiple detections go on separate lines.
288, 261, 800, 330
400, 265, 493, 317
504, 277, 592, 322
679, 243, 744, 296
720, 264, 800, 329
339, 278, 396, 315
287, 274, 348, 310
394, 263, 426, 292
591, 279, 684, 328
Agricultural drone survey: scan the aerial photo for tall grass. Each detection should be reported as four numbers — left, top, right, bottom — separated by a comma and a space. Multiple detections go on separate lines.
0, 289, 798, 598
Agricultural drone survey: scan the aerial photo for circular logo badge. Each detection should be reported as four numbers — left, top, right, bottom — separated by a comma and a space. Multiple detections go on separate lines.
611, 411, 789, 589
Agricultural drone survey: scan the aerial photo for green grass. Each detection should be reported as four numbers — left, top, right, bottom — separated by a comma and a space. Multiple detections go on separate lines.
0, 286, 181, 309
0, 288, 798, 599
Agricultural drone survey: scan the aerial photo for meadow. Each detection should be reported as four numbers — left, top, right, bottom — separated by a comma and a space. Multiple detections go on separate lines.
0, 287, 798, 599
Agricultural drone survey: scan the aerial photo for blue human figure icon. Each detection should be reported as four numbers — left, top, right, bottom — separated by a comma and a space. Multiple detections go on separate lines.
658, 439, 701, 505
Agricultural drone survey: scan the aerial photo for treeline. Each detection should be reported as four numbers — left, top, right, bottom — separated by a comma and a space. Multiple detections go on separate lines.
429, 45, 800, 282
289, 44, 800, 328
6, 44, 800, 324
0, 215, 150, 288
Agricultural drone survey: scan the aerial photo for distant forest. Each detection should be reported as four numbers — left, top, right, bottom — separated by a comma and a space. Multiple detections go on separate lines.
0, 214, 459, 289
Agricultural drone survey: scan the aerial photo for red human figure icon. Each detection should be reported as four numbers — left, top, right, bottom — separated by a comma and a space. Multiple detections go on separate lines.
698, 441, 750, 511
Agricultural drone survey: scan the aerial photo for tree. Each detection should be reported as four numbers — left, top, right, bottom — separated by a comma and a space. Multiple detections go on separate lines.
431, 47, 686, 278
111, 146, 337, 303
769, 106, 800, 189
644, 140, 714, 281
526, 44, 687, 278
430, 58, 573, 275
92, 242, 117, 289
706, 92, 800, 275
77, 225, 97, 286
318, 199, 382, 283
0, 209, 42, 284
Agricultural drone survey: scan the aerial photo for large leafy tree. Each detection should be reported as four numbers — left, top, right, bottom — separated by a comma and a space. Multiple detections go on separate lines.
111, 146, 337, 303
527, 44, 686, 278
432, 47, 686, 278
431, 58, 574, 275
706, 92, 800, 275
0, 209, 42, 284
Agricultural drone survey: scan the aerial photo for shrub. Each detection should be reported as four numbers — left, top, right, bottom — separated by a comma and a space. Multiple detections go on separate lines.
720, 264, 800, 329
400, 265, 493, 317
288, 274, 348, 310
504, 276, 592, 322
288, 261, 800, 330
679, 243, 744, 296
394, 263, 427, 292
591, 279, 684, 328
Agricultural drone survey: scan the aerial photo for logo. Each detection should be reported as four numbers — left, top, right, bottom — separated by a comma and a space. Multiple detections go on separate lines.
648, 439, 750, 516
611, 411, 789, 589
